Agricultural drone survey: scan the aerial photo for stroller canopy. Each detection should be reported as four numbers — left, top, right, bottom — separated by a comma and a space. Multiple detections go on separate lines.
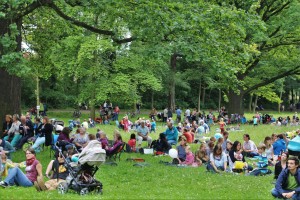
287, 135, 300, 152
79, 140, 106, 166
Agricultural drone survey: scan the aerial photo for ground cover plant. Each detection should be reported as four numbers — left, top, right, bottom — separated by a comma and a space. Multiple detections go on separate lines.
0, 110, 297, 199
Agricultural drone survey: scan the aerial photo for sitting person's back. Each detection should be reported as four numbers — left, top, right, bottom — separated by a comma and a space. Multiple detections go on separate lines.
151, 133, 171, 154
128, 133, 136, 152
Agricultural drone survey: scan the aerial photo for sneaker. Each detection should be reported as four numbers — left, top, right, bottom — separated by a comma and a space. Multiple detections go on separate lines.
0, 181, 8, 188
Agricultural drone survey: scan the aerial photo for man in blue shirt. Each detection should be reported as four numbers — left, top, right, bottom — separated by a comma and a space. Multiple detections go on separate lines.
137, 121, 152, 148
164, 122, 178, 145
176, 107, 182, 123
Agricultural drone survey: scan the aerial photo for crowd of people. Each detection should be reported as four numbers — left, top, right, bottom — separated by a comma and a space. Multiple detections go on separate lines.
0, 106, 300, 199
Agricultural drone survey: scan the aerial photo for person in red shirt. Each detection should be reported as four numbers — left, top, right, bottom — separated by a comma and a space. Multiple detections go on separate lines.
128, 133, 136, 152
183, 128, 193, 143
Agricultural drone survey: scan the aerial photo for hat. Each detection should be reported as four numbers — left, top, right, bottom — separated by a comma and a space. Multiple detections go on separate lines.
55, 125, 64, 132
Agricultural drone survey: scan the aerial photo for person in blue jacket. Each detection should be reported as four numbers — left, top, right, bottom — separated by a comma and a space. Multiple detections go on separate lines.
273, 134, 286, 156
271, 157, 300, 199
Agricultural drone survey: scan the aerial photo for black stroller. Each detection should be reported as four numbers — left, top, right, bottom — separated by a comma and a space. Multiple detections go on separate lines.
56, 140, 106, 195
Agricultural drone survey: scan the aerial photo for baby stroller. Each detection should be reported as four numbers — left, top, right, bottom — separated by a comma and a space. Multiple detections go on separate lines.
56, 140, 106, 195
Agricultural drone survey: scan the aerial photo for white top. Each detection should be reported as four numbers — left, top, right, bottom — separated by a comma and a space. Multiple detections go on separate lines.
243, 140, 258, 153
265, 145, 273, 159
210, 152, 227, 168
185, 109, 191, 117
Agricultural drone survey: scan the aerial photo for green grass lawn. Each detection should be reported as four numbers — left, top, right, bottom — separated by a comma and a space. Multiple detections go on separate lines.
0, 110, 297, 199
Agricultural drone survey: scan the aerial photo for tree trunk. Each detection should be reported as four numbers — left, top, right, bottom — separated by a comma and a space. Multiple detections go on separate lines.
218, 89, 221, 111
227, 90, 244, 114
249, 94, 253, 112
90, 103, 95, 120
253, 95, 258, 113
202, 86, 206, 107
151, 90, 154, 109
168, 54, 177, 112
278, 89, 283, 113
0, 19, 22, 132
197, 78, 202, 112
291, 89, 294, 104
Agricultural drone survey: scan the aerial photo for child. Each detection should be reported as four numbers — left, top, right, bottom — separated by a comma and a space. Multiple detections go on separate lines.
181, 146, 197, 166
128, 134, 136, 152
196, 143, 209, 165
218, 118, 226, 134
253, 116, 258, 126
254, 144, 268, 168
150, 119, 156, 133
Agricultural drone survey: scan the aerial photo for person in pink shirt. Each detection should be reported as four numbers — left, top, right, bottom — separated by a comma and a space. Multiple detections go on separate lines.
181, 146, 197, 166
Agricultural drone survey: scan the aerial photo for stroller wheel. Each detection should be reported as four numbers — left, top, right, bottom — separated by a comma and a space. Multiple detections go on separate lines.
79, 188, 89, 195
96, 186, 103, 195
57, 182, 68, 194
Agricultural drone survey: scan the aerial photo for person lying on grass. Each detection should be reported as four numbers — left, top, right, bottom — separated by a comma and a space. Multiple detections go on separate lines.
0, 148, 45, 189
207, 144, 227, 173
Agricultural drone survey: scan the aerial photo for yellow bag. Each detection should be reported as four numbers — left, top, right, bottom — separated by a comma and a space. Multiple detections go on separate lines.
234, 161, 244, 169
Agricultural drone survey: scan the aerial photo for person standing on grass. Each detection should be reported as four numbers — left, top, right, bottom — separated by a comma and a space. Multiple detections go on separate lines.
243, 134, 259, 157
176, 107, 182, 123
271, 157, 300, 199
137, 121, 152, 148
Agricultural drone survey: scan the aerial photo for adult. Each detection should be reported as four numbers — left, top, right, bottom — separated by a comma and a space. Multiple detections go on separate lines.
113, 105, 120, 121
195, 122, 205, 143
229, 141, 252, 172
164, 121, 179, 145
137, 121, 152, 148
0, 148, 44, 188
263, 136, 274, 165
106, 132, 123, 156
1, 115, 12, 139
243, 134, 259, 157
42, 154, 69, 191
31, 117, 53, 151
174, 136, 187, 164
273, 134, 287, 156
4, 114, 21, 147
176, 107, 182, 123
15, 116, 34, 150
163, 107, 168, 123
185, 108, 191, 122
207, 144, 227, 173
0, 139, 14, 159
274, 152, 288, 180
271, 157, 300, 199
72, 128, 89, 151
195, 143, 209, 165
151, 133, 171, 154
167, 108, 173, 119
150, 108, 157, 121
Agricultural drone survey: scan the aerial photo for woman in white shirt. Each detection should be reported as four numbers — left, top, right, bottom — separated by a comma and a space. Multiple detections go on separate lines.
207, 144, 227, 173
263, 136, 275, 165
4, 114, 21, 147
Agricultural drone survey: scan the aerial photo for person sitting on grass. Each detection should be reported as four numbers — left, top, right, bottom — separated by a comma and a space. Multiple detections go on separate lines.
0, 148, 45, 189
274, 152, 289, 180
151, 133, 171, 155
181, 146, 197, 166
273, 134, 286, 156
173, 136, 187, 164
206, 141, 215, 157
0, 139, 14, 159
262, 136, 275, 166
229, 141, 253, 173
164, 121, 179, 145
207, 144, 227, 173
195, 143, 209, 166
128, 133, 136, 152
271, 157, 300, 199
39, 152, 69, 191
243, 134, 259, 157
182, 128, 193, 144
